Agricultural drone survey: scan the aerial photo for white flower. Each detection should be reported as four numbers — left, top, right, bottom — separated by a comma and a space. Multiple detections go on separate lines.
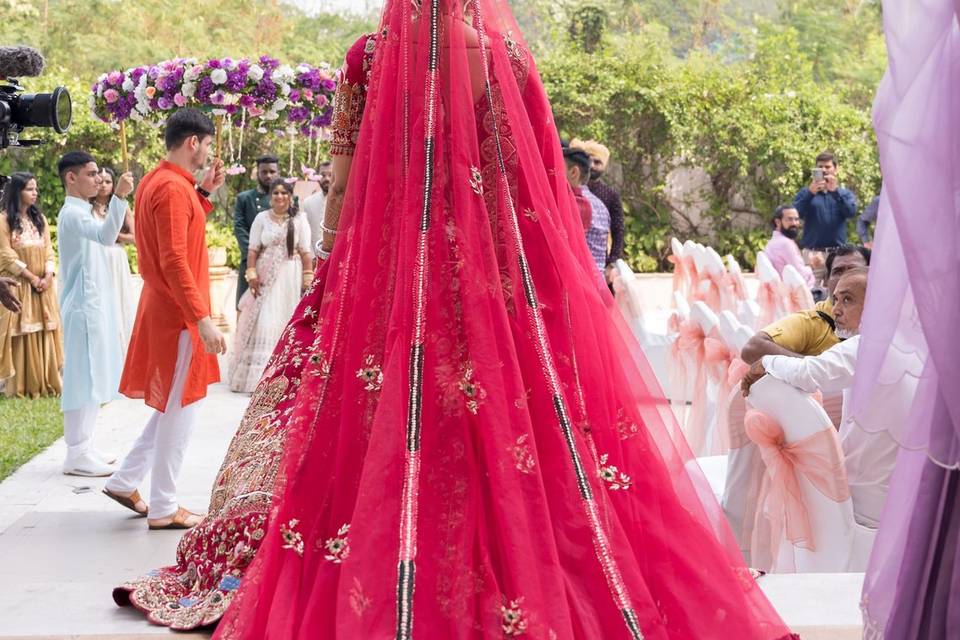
130, 111, 143, 121
271, 65, 294, 83
296, 64, 311, 74
262, 111, 280, 121
181, 81, 196, 98
225, 58, 239, 71
272, 99, 288, 112
96, 84, 104, 98
247, 64, 264, 82
96, 73, 108, 83
185, 65, 203, 81
280, 82, 291, 96
122, 77, 135, 92
210, 68, 228, 85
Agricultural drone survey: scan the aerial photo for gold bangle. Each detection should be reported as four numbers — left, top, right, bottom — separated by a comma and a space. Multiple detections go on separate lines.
245, 268, 258, 282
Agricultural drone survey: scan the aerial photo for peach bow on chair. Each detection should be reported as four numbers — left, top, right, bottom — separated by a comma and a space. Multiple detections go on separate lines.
670, 320, 709, 454
692, 270, 725, 313
725, 270, 748, 305
668, 254, 695, 298
745, 410, 851, 565
703, 335, 736, 454
755, 281, 783, 328
783, 284, 814, 313
705, 347, 750, 454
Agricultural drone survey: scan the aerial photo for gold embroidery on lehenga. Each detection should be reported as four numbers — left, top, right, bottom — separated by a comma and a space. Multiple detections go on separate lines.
509, 434, 536, 474
457, 363, 485, 415
501, 597, 529, 636
280, 519, 304, 556
356, 354, 384, 391
322, 523, 351, 563
598, 454, 634, 490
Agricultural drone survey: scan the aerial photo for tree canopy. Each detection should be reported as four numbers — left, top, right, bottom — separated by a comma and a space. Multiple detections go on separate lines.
0, 0, 886, 271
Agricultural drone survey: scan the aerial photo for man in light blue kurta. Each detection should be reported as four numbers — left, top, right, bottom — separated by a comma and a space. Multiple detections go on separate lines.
56, 150, 135, 477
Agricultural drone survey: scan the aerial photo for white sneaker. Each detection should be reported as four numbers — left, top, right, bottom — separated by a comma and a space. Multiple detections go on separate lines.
63, 452, 116, 477
92, 449, 118, 465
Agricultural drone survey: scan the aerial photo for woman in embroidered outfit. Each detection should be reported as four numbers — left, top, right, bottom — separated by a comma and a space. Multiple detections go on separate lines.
90, 167, 137, 360
115, 1, 798, 637
0, 172, 63, 398
228, 179, 314, 393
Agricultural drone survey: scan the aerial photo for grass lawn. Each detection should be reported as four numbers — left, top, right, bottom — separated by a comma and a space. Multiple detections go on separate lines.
0, 396, 62, 482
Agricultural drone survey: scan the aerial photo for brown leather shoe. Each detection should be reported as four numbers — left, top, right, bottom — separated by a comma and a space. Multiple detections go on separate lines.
148, 507, 203, 530
102, 488, 148, 517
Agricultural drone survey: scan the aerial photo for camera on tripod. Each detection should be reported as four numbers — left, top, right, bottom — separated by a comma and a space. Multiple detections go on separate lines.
0, 45, 73, 149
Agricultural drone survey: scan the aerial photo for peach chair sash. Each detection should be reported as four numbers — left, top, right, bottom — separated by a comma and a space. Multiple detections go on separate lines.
783, 284, 814, 313
668, 254, 695, 298
745, 410, 851, 561
756, 281, 783, 328
670, 320, 709, 453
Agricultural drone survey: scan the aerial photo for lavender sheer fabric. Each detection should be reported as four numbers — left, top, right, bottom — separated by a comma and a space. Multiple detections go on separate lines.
855, 3, 960, 637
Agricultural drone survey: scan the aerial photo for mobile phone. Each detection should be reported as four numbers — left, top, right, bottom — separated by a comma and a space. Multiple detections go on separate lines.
812, 168, 825, 181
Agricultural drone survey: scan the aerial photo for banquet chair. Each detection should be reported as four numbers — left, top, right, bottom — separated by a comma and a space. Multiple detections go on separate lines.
782, 264, 815, 313
755, 251, 785, 328
745, 375, 858, 573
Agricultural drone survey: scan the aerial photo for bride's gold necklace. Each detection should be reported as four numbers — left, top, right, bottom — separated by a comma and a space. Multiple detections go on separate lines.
269, 209, 288, 224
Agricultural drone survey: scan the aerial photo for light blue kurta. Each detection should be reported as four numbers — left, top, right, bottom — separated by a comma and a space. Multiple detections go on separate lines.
57, 195, 127, 412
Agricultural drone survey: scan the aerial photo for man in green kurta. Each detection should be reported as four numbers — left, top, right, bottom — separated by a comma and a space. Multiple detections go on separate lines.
233, 155, 279, 307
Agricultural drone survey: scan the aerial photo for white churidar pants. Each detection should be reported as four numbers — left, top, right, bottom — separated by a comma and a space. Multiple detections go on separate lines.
63, 404, 99, 458
105, 331, 201, 519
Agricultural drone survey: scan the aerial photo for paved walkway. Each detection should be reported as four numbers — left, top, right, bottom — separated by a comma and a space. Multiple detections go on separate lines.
0, 381, 247, 638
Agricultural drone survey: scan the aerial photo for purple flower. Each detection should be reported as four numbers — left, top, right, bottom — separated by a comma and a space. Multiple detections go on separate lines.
239, 95, 256, 109
321, 79, 336, 92
157, 96, 173, 110
210, 91, 225, 105
208, 59, 221, 69
289, 89, 301, 102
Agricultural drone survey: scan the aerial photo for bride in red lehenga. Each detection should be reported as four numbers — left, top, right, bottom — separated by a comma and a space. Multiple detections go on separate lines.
115, 0, 799, 637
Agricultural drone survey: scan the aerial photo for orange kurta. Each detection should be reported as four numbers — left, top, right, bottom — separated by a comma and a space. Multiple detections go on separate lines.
120, 160, 219, 411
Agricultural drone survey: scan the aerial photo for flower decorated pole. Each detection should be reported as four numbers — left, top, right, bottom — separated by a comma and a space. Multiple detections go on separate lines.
91, 56, 337, 178
119, 121, 129, 172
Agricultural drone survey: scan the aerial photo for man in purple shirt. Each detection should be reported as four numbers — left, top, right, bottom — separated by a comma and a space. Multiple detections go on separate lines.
765, 204, 815, 286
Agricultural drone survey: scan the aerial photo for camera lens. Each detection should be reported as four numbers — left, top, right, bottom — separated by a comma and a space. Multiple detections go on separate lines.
13, 86, 72, 134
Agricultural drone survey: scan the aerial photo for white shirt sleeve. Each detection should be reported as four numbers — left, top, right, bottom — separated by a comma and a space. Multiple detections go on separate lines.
248, 211, 265, 251
761, 336, 859, 395
59, 197, 126, 247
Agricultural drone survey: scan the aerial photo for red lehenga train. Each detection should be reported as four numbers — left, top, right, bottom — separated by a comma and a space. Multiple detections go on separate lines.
115, 0, 798, 637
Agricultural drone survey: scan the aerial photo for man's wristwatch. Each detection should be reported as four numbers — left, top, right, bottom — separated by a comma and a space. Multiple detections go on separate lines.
196, 184, 211, 198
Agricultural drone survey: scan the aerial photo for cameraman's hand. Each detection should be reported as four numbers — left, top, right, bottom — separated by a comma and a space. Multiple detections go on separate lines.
115, 172, 135, 199
197, 316, 227, 355
201, 158, 226, 194
808, 178, 825, 194
825, 174, 839, 192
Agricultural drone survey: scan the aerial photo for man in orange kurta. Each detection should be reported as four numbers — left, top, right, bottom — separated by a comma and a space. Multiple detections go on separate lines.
104, 109, 227, 529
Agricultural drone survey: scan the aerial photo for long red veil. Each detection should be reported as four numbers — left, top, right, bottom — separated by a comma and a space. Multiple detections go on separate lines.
210, 0, 798, 637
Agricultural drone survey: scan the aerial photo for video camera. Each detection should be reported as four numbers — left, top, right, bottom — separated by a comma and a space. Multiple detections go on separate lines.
0, 45, 72, 149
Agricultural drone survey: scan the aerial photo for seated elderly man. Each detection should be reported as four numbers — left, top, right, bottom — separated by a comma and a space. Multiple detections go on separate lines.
741, 244, 871, 364
741, 269, 912, 528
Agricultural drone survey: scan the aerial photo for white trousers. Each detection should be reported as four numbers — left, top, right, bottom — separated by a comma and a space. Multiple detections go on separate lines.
105, 331, 201, 519
63, 404, 99, 458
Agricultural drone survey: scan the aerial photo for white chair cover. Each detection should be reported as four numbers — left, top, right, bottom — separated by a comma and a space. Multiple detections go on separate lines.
746, 375, 858, 573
